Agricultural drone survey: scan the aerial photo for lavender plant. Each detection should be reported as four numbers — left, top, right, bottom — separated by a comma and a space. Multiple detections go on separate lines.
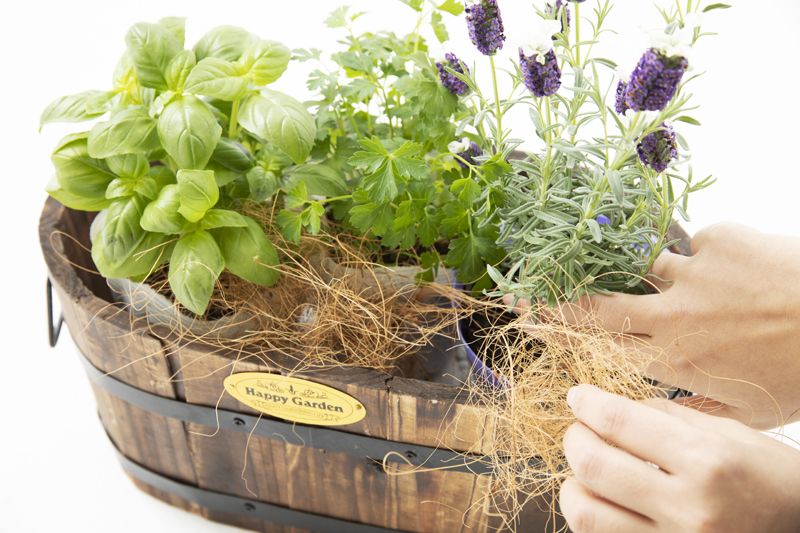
289, 0, 723, 304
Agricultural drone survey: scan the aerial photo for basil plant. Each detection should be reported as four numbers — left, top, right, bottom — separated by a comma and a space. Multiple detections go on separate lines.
41, 18, 343, 315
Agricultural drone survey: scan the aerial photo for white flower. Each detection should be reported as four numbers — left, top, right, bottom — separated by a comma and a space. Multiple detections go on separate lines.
520, 20, 562, 64
683, 12, 704, 30
448, 139, 471, 154
649, 26, 694, 59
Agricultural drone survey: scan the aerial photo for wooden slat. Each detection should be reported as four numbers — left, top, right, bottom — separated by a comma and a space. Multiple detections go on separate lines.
40, 198, 198, 485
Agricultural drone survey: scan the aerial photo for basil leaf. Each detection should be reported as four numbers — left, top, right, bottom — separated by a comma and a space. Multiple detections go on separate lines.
176, 169, 219, 222
51, 133, 116, 198
112, 52, 135, 90
212, 216, 280, 286
93, 230, 173, 279
141, 184, 187, 234
198, 209, 247, 230
193, 25, 253, 62
168, 230, 225, 315
45, 174, 112, 212
84, 90, 119, 115
165, 50, 197, 91
87, 106, 160, 158
184, 58, 248, 101
125, 22, 184, 90
106, 177, 136, 199
211, 137, 254, 172
158, 95, 222, 169
147, 165, 177, 189
39, 90, 108, 131
239, 40, 291, 85
245, 166, 278, 202
106, 154, 149, 179
205, 160, 240, 186
239, 89, 315, 165
100, 194, 149, 269
283, 164, 347, 198
157, 16, 187, 45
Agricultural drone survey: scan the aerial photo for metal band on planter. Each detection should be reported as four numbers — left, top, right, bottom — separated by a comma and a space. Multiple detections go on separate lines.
75, 346, 495, 476
109, 437, 414, 533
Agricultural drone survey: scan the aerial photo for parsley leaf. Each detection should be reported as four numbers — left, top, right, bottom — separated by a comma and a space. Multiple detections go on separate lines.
349, 201, 394, 236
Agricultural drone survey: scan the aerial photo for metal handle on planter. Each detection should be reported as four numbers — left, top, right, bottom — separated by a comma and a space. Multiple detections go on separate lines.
47, 278, 64, 348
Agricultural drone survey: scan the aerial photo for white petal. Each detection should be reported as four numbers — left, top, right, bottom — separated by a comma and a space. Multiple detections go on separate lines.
683, 12, 704, 30
448, 139, 471, 153
520, 20, 561, 57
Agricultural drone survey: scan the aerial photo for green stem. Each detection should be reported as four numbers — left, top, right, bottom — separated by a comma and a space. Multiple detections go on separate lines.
346, 106, 361, 138
489, 55, 503, 149
229, 99, 240, 138
575, 3, 581, 66
323, 194, 353, 203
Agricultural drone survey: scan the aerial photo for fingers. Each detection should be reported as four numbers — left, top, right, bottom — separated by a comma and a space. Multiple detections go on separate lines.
644, 396, 765, 445
689, 222, 759, 256
559, 477, 659, 533
563, 422, 669, 519
645, 252, 689, 293
541, 293, 663, 335
502, 284, 669, 336
567, 384, 692, 474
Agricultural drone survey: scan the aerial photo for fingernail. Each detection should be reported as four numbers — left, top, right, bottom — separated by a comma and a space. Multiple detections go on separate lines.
567, 387, 577, 408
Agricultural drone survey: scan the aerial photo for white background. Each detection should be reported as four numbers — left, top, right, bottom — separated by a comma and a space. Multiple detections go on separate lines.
2, 0, 799, 531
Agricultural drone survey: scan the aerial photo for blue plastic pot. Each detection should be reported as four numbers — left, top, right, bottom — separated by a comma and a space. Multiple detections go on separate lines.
453, 281, 508, 389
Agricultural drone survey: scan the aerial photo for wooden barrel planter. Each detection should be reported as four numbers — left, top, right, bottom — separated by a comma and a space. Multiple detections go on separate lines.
40, 196, 570, 532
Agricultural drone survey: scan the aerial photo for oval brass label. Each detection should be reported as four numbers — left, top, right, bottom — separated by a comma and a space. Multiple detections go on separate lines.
223, 373, 366, 426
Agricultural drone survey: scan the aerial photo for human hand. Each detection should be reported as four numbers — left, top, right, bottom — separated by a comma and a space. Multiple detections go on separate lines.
505, 222, 800, 429
559, 384, 800, 533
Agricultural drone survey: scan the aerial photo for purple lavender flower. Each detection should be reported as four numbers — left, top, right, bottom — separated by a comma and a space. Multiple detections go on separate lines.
451, 138, 483, 168
634, 234, 659, 254
615, 80, 629, 115
625, 48, 688, 112
596, 214, 611, 225
519, 48, 561, 98
436, 53, 470, 96
545, 0, 571, 35
636, 123, 679, 173
465, 0, 505, 56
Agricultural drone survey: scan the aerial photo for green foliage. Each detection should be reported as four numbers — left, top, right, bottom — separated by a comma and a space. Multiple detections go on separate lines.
40, 18, 306, 314
43, 1, 718, 315
169, 230, 225, 315
158, 95, 222, 169
212, 216, 280, 286
238, 89, 316, 165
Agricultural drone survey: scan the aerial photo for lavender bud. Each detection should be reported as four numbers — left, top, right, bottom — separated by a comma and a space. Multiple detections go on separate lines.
636, 123, 679, 173
545, 0, 571, 35
465, 0, 505, 56
436, 53, 470, 96
615, 80, 629, 115
596, 214, 611, 225
626, 48, 688, 112
451, 138, 483, 168
520, 48, 562, 98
